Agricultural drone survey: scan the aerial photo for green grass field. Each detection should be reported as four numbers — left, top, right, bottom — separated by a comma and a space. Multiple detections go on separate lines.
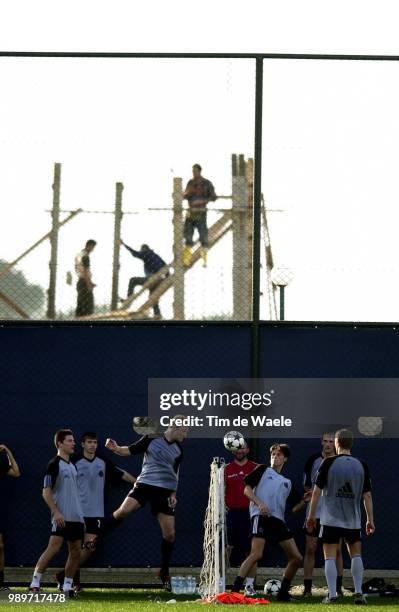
1, 589, 399, 611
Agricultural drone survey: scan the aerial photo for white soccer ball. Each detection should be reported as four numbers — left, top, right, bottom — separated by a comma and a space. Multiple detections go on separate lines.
264, 579, 281, 596
223, 430, 246, 452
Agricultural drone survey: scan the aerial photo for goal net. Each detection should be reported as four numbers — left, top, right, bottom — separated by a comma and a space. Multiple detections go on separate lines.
198, 457, 226, 599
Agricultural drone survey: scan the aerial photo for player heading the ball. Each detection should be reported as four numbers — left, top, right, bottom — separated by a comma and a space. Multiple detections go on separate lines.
104, 416, 188, 591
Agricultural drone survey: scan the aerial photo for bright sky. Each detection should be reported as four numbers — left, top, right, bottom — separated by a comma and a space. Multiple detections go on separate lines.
1, 1, 399, 321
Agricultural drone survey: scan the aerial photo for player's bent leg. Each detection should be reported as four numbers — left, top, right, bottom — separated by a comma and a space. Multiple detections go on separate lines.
157, 514, 175, 590
114, 495, 141, 520
29, 536, 64, 591
231, 537, 265, 592
304, 534, 318, 578
63, 540, 82, 595
277, 538, 302, 601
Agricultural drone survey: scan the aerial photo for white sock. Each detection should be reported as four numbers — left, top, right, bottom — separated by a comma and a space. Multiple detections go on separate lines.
63, 577, 73, 592
30, 571, 42, 588
245, 577, 255, 587
351, 555, 364, 594
325, 558, 337, 599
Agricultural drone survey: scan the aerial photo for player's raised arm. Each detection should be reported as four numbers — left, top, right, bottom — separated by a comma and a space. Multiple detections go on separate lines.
0, 444, 21, 477
105, 438, 131, 456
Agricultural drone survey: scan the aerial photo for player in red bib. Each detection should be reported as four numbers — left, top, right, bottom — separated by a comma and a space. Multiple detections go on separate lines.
225, 442, 258, 596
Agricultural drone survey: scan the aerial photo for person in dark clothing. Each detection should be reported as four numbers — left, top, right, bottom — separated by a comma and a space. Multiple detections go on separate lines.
120, 240, 168, 318
183, 164, 217, 267
75, 239, 96, 317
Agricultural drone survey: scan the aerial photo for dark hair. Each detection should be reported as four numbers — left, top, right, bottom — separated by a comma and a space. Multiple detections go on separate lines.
269, 443, 290, 459
140, 244, 150, 251
85, 239, 97, 248
81, 431, 97, 443
193, 163, 202, 172
335, 428, 353, 450
54, 429, 74, 448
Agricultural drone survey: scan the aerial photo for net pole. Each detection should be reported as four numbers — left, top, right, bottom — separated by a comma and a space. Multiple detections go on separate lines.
219, 463, 226, 591
214, 461, 220, 594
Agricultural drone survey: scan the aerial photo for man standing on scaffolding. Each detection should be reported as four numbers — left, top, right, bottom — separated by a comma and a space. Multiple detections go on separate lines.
183, 164, 217, 267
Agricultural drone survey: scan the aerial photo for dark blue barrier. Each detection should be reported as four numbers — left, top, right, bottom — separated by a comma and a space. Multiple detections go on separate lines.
0, 323, 397, 570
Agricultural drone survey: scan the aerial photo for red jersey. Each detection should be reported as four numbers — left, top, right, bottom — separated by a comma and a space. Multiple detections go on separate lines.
225, 460, 258, 509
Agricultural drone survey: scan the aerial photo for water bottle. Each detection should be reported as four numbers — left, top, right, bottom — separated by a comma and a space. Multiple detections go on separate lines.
188, 575, 196, 594
176, 575, 184, 594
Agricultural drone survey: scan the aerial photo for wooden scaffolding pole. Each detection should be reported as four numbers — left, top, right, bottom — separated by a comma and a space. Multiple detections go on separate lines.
111, 182, 124, 311
47, 163, 61, 319
173, 177, 184, 320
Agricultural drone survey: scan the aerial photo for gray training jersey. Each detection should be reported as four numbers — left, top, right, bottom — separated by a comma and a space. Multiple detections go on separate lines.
128, 435, 183, 491
74, 455, 124, 518
43, 456, 84, 524
244, 465, 301, 522
303, 452, 324, 519
316, 454, 371, 530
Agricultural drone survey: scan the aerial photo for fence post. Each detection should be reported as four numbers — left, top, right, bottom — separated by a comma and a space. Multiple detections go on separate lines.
47, 162, 61, 319
173, 177, 184, 320
111, 182, 124, 311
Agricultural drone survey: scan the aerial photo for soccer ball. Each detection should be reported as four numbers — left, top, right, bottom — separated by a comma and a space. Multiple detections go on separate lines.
223, 430, 245, 452
264, 579, 281, 596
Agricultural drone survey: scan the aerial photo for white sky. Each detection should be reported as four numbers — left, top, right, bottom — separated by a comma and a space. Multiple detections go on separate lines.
1, 1, 399, 321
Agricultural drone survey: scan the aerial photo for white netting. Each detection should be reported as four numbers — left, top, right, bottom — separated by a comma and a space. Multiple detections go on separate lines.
198, 458, 226, 600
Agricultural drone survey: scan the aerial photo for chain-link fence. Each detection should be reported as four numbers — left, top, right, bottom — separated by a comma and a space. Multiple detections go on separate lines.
2, 55, 399, 322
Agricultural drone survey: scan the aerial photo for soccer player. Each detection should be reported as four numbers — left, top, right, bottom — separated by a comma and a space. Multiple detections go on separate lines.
302, 433, 344, 597
231, 443, 310, 601
224, 442, 258, 596
0, 444, 20, 589
29, 429, 84, 597
307, 428, 375, 605
105, 417, 188, 590
55, 431, 136, 592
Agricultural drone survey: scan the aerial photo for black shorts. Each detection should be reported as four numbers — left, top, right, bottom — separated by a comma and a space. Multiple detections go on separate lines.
51, 521, 85, 542
84, 517, 104, 535
227, 508, 251, 564
303, 518, 321, 537
320, 525, 361, 545
128, 482, 175, 516
251, 515, 292, 544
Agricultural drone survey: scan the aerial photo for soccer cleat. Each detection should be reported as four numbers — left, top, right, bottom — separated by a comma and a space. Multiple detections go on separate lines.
64, 589, 78, 599
73, 581, 82, 593
55, 571, 64, 592
183, 246, 192, 267
276, 590, 292, 601
157, 570, 172, 592
302, 590, 312, 597
244, 584, 257, 597
28, 587, 41, 593
322, 596, 338, 604
354, 593, 367, 605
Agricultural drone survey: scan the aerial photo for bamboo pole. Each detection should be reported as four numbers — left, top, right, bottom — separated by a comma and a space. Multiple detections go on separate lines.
173, 177, 184, 320
111, 182, 123, 310
47, 163, 61, 319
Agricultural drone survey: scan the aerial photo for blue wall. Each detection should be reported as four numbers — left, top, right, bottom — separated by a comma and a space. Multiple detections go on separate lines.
0, 323, 397, 570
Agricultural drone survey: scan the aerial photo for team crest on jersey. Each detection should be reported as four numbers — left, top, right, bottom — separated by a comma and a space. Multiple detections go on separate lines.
98, 470, 104, 477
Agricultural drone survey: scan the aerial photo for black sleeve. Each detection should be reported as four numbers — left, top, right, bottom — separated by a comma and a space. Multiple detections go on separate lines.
207, 180, 217, 201
128, 435, 152, 455
0, 451, 11, 477
102, 456, 125, 484
123, 243, 142, 259
43, 457, 60, 489
287, 484, 302, 508
303, 453, 319, 488
361, 461, 372, 493
315, 456, 335, 489
244, 464, 267, 488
